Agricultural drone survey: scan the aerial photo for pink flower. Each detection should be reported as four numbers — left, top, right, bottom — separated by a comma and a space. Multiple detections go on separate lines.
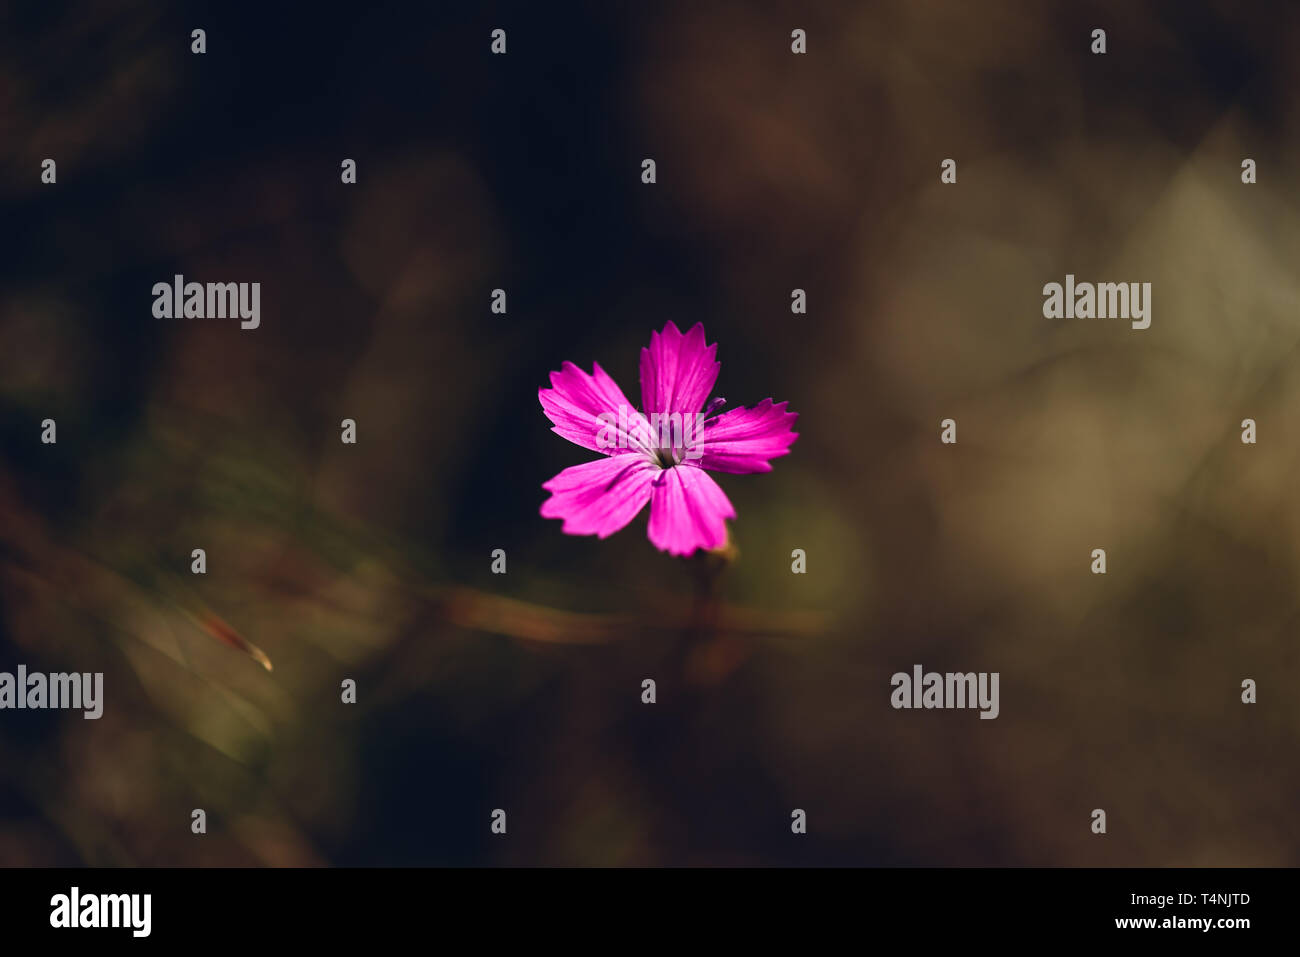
539, 321, 799, 556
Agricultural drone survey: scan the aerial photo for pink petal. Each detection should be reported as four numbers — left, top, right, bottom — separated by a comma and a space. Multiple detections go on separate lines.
541, 455, 658, 538
639, 321, 720, 418
647, 466, 736, 556
699, 399, 799, 474
539, 361, 653, 455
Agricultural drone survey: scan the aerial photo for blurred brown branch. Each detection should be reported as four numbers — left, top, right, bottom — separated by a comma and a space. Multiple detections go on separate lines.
423, 583, 826, 645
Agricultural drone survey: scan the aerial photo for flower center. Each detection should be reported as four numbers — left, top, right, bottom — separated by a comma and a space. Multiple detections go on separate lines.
651, 446, 679, 469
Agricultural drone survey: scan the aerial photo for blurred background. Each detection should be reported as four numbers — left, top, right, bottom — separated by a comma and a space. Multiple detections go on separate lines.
1, 0, 1298, 866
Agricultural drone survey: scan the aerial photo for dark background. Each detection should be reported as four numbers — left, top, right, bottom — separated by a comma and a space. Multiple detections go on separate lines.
1, 0, 1297, 865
